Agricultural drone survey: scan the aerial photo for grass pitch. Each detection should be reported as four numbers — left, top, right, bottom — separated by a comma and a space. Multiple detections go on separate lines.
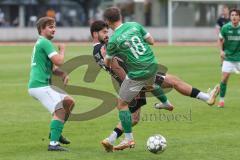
0, 44, 239, 160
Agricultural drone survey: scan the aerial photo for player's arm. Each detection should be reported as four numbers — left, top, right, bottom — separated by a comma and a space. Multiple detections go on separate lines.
52, 65, 69, 85
111, 58, 126, 81
104, 56, 112, 68
50, 44, 65, 66
100, 44, 112, 68
100, 45, 126, 80
138, 23, 155, 45
104, 42, 116, 68
144, 33, 155, 45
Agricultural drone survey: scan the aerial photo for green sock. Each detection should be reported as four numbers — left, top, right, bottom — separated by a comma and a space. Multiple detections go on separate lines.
151, 85, 168, 103
119, 110, 132, 133
220, 82, 227, 98
50, 120, 64, 142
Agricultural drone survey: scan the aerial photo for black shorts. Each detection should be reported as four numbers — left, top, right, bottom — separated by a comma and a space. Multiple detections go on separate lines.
128, 91, 146, 113
155, 71, 166, 86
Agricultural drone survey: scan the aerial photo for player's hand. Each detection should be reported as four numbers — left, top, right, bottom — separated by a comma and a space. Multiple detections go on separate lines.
101, 46, 106, 57
58, 43, 65, 52
220, 50, 225, 59
63, 75, 69, 86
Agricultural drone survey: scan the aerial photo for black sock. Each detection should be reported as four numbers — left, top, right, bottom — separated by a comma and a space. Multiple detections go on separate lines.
190, 88, 200, 98
114, 127, 123, 138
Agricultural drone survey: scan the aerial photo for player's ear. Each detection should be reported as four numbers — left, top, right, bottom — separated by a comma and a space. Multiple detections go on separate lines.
93, 32, 98, 38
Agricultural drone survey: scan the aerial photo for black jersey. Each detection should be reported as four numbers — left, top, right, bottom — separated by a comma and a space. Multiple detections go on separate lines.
93, 43, 124, 84
93, 43, 109, 71
216, 16, 230, 28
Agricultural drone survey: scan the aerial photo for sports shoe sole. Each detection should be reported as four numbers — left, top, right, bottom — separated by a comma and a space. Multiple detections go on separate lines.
207, 84, 220, 106
154, 103, 174, 111
101, 140, 113, 152
113, 142, 135, 151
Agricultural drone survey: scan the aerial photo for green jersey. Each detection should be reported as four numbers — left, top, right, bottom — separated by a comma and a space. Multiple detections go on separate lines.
106, 22, 158, 80
220, 22, 240, 61
28, 36, 57, 88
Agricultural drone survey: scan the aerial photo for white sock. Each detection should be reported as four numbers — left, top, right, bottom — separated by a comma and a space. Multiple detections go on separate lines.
50, 141, 59, 146
125, 133, 133, 140
196, 92, 209, 102
163, 100, 171, 106
108, 131, 117, 145
219, 97, 224, 102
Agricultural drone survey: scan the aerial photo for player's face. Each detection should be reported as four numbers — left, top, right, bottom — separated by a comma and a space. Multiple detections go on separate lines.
230, 11, 240, 25
41, 23, 56, 40
98, 28, 109, 44
223, 7, 229, 16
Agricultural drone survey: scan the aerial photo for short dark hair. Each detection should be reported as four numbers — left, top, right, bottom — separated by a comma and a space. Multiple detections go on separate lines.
90, 20, 108, 37
229, 8, 240, 16
36, 17, 55, 35
103, 7, 121, 23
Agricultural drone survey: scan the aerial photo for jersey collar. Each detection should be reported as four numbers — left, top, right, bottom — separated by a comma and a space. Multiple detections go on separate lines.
93, 42, 100, 46
231, 22, 240, 28
115, 24, 123, 31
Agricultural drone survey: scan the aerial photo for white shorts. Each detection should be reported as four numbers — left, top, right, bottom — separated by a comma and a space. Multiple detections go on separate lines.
28, 86, 68, 114
222, 61, 240, 73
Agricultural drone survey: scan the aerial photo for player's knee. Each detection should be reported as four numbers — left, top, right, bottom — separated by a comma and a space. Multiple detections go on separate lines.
117, 99, 128, 110
221, 79, 228, 84
53, 108, 66, 122
221, 73, 230, 83
63, 97, 75, 112
165, 74, 178, 88
221, 76, 229, 83
132, 114, 140, 126
132, 119, 139, 126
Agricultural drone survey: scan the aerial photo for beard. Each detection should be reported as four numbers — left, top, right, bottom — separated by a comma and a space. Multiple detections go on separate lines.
47, 34, 54, 40
99, 38, 108, 44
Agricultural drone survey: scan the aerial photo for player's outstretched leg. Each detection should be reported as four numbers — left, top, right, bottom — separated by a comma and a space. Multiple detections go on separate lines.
155, 74, 219, 106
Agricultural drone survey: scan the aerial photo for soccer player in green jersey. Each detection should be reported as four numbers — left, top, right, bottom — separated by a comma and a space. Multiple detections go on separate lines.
91, 20, 219, 152
218, 9, 240, 107
103, 7, 172, 150
28, 17, 75, 151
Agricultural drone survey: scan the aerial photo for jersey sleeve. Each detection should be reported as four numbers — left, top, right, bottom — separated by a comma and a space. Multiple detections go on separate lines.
41, 39, 58, 58
137, 23, 150, 39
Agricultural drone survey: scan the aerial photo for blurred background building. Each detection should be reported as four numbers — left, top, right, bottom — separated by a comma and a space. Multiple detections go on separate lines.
0, 0, 240, 42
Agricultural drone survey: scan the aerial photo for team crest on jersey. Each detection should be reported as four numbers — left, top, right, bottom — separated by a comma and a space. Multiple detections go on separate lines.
238, 30, 240, 34
228, 30, 233, 34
